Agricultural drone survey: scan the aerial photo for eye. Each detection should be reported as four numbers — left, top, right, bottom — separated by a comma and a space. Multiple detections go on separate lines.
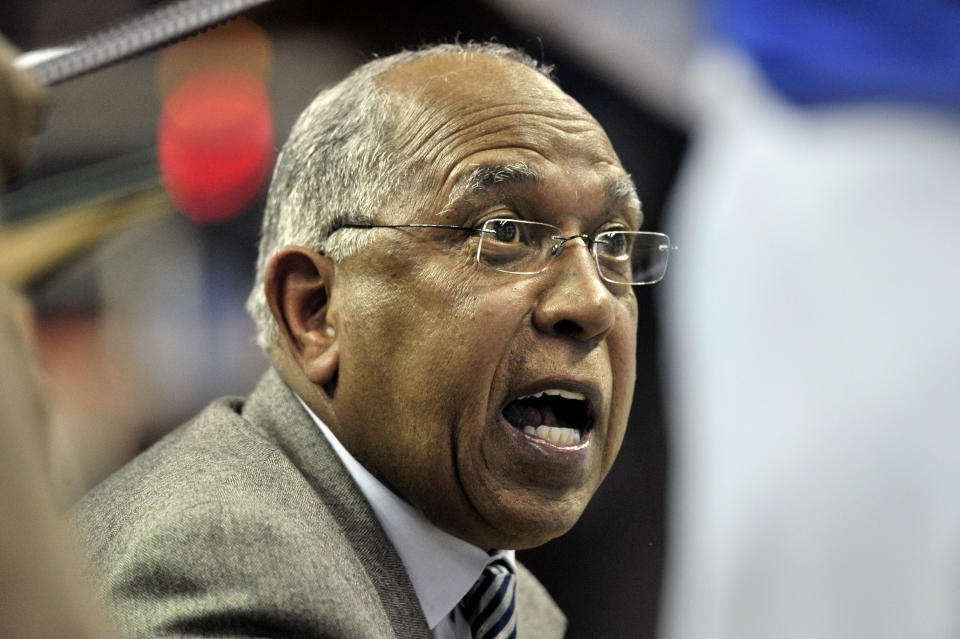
491, 219, 519, 243
605, 233, 628, 256
596, 230, 631, 257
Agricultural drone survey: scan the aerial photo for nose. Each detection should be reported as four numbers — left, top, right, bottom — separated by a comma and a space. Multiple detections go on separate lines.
532, 239, 616, 342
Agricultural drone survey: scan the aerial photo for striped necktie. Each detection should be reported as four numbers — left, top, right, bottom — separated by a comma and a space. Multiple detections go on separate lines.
459, 558, 518, 639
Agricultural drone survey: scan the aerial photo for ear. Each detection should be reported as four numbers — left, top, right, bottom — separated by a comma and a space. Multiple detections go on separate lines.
264, 246, 339, 388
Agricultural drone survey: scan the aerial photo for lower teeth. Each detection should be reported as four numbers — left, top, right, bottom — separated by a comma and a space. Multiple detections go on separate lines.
522, 424, 581, 446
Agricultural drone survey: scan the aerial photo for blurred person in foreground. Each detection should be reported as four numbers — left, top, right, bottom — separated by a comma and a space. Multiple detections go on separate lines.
75, 42, 672, 638
660, 3, 960, 639
0, 285, 114, 639
0, 35, 115, 639
0, 36, 43, 186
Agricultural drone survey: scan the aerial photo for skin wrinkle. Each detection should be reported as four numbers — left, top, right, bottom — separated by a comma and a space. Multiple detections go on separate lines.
439, 164, 541, 217
458, 289, 543, 536
436, 146, 551, 209
427, 114, 603, 160
395, 102, 604, 168
429, 133, 613, 213
473, 298, 613, 517
465, 255, 605, 538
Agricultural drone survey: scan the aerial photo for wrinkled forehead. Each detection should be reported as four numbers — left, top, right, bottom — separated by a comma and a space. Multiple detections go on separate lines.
376, 53, 629, 216
379, 53, 602, 142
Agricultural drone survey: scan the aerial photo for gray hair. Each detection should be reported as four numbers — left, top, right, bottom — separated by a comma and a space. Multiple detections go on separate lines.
246, 42, 553, 350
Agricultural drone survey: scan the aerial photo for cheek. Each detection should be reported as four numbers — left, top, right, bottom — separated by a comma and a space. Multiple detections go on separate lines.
612, 298, 638, 381
343, 263, 528, 419
419, 261, 530, 347
602, 297, 638, 468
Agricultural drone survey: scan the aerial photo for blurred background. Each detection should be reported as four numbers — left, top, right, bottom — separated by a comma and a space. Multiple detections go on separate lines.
1, 2, 692, 638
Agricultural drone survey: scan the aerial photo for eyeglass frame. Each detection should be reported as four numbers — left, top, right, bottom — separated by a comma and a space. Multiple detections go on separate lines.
331, 219, 674, 286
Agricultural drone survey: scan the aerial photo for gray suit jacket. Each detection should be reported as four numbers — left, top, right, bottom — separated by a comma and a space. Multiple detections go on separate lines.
75, 369, 566, 639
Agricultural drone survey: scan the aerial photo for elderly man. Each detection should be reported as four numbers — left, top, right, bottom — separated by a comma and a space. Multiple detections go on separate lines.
76, 42, 671, 639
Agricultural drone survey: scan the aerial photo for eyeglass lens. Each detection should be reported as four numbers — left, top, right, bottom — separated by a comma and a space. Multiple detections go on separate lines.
478, 219, 669, 285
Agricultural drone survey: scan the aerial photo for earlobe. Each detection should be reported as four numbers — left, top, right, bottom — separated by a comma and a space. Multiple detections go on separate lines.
264, 247, 339, 388
304, 339, 339, 387
301, 313, 339, 389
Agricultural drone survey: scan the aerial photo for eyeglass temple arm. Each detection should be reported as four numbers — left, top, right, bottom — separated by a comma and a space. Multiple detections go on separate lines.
339, 223, 482, 235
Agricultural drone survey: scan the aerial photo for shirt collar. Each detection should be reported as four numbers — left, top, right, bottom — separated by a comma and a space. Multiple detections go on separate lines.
295, 396, 515, 629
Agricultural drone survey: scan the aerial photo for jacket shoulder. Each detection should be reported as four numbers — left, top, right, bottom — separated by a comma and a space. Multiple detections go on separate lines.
516, 561, 567, 639
74, 394, 402, 639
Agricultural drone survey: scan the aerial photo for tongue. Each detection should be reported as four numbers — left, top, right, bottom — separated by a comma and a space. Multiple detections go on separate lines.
503, 398, 559, 429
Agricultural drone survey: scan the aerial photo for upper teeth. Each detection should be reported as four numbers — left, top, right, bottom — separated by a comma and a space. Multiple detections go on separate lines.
517, 389, 586, 402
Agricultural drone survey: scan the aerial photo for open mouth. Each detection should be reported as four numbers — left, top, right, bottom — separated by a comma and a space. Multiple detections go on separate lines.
501, 389, 593, 447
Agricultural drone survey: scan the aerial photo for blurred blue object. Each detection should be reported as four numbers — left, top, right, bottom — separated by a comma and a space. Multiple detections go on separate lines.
708, 0, 960, 108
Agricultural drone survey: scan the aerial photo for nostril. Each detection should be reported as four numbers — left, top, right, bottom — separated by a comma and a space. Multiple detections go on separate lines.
553, 319, 582, 337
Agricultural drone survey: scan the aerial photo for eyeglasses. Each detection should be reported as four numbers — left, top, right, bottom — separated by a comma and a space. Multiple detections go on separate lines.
338, 218, 674, 285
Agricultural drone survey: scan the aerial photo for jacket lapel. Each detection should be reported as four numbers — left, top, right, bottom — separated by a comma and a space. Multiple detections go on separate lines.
242, 370, 432, 639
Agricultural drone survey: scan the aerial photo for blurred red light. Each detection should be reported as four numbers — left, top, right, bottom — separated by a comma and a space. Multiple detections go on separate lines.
158, 69, 274, 223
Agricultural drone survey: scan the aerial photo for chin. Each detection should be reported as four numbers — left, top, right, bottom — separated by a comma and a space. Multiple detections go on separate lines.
468, 485, 596, 550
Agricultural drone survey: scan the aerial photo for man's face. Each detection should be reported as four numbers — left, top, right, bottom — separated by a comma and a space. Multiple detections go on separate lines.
327, 54, 639, 549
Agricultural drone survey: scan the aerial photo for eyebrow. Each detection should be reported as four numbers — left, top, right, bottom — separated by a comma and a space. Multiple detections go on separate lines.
606, 174, 643, 227
464, 163, 638, 203
450, 162, 642, 226
462, 162, 541, 194
607, 174, 639, 205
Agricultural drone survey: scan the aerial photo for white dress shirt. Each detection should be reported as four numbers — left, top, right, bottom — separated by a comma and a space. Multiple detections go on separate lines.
296, 397, 516, 639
